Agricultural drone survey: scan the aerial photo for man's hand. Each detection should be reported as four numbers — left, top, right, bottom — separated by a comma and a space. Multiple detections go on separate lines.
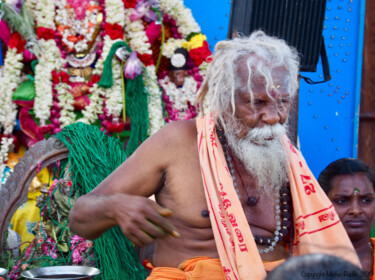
113, 194, 180, 247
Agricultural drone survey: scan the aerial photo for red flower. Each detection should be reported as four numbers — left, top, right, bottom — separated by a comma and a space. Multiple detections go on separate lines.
60, 71, 70, 83
8, 32, 26, 53
189, 41, 212, 66
36, 27, 55, 40
137, 53, 154, 66
52, 71, 60, 84
91, 75, 101, 84
122, 0, 137, 9
107, 121, 125, 133
104, 23, 123, 40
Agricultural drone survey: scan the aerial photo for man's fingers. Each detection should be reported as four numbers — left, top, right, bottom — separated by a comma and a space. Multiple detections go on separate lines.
127, 231, 153, 247
158, 208, 173, 217
143, 220, 169, 238
148, 210, 180, 238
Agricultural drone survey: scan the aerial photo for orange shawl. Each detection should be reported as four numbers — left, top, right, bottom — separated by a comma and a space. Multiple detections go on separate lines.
197, 113, 360, 280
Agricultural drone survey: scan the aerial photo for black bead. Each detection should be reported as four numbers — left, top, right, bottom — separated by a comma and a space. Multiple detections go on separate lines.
281, 204, 289, 210
247, 196, 258, 206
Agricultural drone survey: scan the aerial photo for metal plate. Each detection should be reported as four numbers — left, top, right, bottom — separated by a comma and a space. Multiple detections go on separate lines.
0, 268, 7, 277
21, 266, 100, 280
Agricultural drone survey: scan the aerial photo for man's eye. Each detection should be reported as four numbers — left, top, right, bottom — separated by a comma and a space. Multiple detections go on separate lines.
277, 98, 290, 104
253, 100, 265, 105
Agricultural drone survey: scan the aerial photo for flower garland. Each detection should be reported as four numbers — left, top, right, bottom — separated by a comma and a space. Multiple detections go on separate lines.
143, 65, 165, 134
159, 75, 197, 122
0, 34, 25, 186
33, 0, 63, 126
158, 0, 201, 37
34, 39, 65, 126
55, 0, 100, 54
1, 0, 212, 181
124, 6, 164, 135
100, 0, 125, 119
32, 0, 126, 128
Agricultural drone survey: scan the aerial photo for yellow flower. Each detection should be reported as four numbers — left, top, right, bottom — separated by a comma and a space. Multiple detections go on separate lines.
182, 34, 207, 50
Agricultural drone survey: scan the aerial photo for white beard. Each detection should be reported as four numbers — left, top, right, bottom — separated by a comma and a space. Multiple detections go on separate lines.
224, 121, 289, 197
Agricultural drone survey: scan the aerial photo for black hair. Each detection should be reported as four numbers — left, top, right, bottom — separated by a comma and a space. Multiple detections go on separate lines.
318, 158, 375, 194
266, 254, 367, 280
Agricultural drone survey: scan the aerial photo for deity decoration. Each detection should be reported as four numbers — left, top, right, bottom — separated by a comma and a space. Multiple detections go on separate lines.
159, 48, 199, 122
0, 0, 212, 186
0, 0, 212, 276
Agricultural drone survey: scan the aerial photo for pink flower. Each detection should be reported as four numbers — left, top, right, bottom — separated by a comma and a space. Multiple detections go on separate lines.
129, 0, 157, 22
72, 249, 83, 264
123, 52, 143, 80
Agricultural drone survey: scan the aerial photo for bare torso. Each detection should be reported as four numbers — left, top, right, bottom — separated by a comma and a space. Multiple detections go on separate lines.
70, 119, 290, 268
150, 120, 289, 267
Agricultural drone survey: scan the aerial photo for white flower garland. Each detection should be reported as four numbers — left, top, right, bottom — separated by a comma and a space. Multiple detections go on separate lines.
34, 39, 64, 126
35, 0, 56, 30
162, 38, 186, 58
143, 66, 165, 134
56, 83, 76, 128
24, 0, 39, 19
159, 75, 197, 113
95, 0, 125, 120
78, 36, 109, 124
158, 0, 201, 37
33, 0, 64, 126
0, 48, 22, 186
124, 9, 151, 55
0, 137, 14, 188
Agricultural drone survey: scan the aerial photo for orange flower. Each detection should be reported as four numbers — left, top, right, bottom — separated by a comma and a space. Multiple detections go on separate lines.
67, 35, 78, 43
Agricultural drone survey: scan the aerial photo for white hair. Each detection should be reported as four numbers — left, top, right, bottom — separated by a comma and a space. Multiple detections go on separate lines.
196, 30, 300, 124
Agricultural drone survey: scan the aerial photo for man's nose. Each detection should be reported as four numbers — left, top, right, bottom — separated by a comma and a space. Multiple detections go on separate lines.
261, 105, 281, 125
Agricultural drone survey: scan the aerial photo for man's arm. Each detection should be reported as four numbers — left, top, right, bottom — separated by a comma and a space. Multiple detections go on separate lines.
68, 121, 191, 245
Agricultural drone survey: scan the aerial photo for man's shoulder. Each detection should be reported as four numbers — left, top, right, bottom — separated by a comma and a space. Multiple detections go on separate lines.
158, 119, 198, 141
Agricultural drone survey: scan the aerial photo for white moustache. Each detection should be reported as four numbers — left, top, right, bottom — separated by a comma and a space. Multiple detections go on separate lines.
247, 123, 286, 145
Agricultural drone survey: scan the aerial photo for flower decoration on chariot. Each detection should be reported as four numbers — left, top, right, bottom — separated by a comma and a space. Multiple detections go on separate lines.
123, 51, 143, 79
130, 0, 159, 22
55, 0, 103, 55
170, 48, 189, 71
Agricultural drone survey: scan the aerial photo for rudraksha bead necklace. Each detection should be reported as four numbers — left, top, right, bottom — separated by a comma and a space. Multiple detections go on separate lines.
216, 123, 292, 254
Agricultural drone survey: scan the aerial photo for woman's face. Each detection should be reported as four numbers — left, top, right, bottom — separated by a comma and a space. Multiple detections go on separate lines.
327, 173, 375, 242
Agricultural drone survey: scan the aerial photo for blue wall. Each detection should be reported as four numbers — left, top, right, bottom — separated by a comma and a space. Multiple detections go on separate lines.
185, 0, 366, 177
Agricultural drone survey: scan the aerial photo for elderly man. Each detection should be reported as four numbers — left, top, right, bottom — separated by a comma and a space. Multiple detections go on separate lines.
69, 31, 360, 279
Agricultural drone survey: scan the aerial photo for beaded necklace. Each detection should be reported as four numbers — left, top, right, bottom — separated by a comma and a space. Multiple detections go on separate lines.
216, 123, 292, 254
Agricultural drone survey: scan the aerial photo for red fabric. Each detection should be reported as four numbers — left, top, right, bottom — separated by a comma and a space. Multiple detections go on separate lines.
36, 27, 55, 40
104, 23, 123, 40
13, 100, 34, 107
0, 20, 11, 44
19, 108, 44, 143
